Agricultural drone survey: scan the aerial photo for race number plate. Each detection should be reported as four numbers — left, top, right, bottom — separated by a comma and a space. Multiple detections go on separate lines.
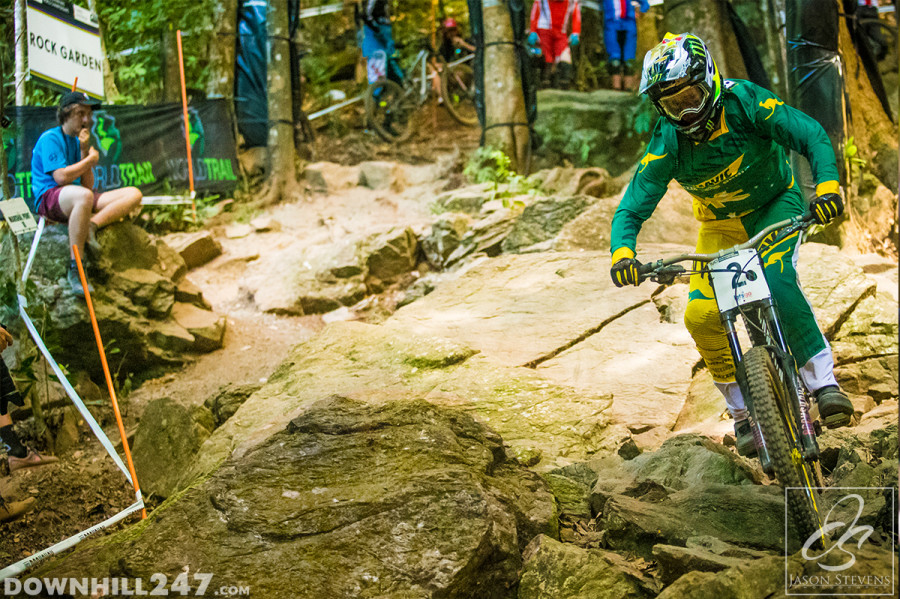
709, 249, 771, 312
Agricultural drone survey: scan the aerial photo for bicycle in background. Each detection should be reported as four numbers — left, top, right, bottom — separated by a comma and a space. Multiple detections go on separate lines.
365, 41, 477, 143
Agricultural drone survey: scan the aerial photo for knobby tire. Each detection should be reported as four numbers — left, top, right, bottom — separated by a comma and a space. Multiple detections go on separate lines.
440, 63, 477, 126
365, 79, 415, 143
744, 346, 826, 549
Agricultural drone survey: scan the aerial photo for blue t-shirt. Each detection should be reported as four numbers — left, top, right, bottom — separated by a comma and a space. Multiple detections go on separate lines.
30, 126, 83, 212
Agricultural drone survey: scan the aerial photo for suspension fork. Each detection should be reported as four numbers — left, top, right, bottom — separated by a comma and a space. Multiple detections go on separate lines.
721, 309, 774, 475
758, 300, 820, 460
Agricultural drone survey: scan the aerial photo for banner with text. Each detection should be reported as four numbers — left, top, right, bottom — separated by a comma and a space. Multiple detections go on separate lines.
3, 100, 240, 207
26, 0, 104, 98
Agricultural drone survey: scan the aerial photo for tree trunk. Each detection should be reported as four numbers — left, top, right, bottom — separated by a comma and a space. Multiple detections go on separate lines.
206, 0, 238, 99
838, 3, 899, 193
86, 0, 120, 101
662, 0, 748, 80
162, 27, 181, 103
260, 0, 297, 205
482, 0, 530, 172
14, 0, 26, 105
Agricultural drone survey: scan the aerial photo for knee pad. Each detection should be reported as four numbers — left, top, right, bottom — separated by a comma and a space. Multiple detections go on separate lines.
622, 59, 636, 76
609, 58, 623, 71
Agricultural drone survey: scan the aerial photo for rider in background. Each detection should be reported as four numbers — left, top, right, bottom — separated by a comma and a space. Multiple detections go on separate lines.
359, 0, 400, 85
601, 0, 650, 90
609, 33, 854, 457
529, 0, 582, 89
439, 18, 475, 62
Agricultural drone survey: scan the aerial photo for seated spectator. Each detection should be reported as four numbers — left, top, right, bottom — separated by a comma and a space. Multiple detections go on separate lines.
602, 0, 650, 90
30, 92, 142, 297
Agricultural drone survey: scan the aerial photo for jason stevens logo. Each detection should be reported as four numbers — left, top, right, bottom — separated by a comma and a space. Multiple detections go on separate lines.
786, 488, 896, 596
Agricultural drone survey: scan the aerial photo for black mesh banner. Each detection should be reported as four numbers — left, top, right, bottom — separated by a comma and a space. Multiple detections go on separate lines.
3, 99, 239, 207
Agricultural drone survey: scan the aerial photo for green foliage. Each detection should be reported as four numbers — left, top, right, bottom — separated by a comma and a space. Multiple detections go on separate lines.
137, 192, 221, 235
463, 146, 534, 209
98, 0, 219, 104
464, 146, 513, 185
633, 95, 657, 136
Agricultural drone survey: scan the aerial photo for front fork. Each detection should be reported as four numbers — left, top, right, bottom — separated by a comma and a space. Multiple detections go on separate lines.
722, 301, 820, 472
721, 311, 775, 475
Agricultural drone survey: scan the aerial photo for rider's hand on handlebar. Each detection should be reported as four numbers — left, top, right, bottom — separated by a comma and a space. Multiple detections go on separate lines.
810, 193, 844, 225
528, 32, 540, 46
611, 258, 642, 287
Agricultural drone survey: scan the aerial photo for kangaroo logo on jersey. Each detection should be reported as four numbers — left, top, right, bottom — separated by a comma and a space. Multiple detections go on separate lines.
638, 152, 668, 173
759, 98, 784, 120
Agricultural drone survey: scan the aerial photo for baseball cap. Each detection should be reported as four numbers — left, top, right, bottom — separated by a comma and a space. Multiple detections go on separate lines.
59, 91, 101, 110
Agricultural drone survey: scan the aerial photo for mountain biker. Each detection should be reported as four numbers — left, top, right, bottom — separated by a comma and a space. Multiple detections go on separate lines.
609, 33, 855, 457
439, 18, 475, 62
529, 0, 582, 89
359, 0, 400, 85
601, 0, 650, 90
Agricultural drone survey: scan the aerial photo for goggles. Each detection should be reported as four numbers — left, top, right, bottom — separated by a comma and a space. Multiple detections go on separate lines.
657, 83, 709, 124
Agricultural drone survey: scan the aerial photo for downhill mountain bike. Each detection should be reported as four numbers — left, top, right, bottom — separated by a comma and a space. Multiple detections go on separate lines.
365, 43, 476, 143
638, 212, 828, 548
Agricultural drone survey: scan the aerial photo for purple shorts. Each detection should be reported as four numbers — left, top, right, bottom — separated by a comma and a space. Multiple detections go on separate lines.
38, 187, 100, 223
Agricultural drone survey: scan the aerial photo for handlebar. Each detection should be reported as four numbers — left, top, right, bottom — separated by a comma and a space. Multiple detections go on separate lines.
637, 211, 818, 284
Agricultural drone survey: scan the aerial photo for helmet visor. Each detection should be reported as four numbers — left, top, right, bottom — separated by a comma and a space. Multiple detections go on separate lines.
658, 83, 709, 125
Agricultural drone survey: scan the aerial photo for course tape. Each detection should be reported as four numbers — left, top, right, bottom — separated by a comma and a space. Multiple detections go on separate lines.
17, 297, 132, 484
0, 498, 145, 580
21, 217, 45, 284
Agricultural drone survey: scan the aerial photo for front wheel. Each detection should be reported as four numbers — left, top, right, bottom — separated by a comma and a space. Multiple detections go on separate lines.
744, 346, 826, 549
365, 79, 415, 143
440, 63, 478, 126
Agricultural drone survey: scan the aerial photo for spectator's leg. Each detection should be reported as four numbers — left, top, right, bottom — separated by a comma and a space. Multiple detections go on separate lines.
622, 21, 638, 90
91, 187, 143, 229
55, 186, 95, 259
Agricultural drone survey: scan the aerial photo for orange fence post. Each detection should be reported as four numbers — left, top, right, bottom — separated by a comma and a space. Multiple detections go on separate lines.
176, 30, 198, 222
72, 245, 146, 519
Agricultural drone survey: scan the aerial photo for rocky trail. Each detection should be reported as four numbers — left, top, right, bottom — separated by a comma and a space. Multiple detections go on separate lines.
0, 111, 897, 596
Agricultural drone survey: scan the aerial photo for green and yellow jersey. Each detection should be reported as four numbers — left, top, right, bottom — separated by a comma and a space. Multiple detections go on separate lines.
610, 79, 840, 261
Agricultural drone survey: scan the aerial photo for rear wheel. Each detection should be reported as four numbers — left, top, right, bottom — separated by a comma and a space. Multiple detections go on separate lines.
744, 346, 826, 549
365, 79, 415, 143
440, 63, 478, 126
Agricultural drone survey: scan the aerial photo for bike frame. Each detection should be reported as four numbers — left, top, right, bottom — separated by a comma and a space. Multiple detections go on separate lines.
639, 214, 822, 472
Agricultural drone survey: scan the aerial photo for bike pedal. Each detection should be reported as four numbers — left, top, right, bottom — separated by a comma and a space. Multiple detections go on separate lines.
823, 412, 852, 429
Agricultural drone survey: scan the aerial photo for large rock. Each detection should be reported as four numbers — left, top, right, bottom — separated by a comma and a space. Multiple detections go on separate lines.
831, 289, 898, 401
358, 161, 405, 191
38, 396, 558, 599
246, 226, 419, 315
163, 230, 222, 270
597, 484, 787, 559
518, 534, 657, 599
0, 222, 225, 378
797, 243, 877, 339
619, 434, 761, 491
303, 161, 361, 193
555, 182, 700, 251
533, 89, 659, 176
179, 321, 613, 482
132, 397, 213, 498
500, 195, 594, 253
420, 213, 473, 269
528, 166, 617, 198
657, 544, 896, 598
